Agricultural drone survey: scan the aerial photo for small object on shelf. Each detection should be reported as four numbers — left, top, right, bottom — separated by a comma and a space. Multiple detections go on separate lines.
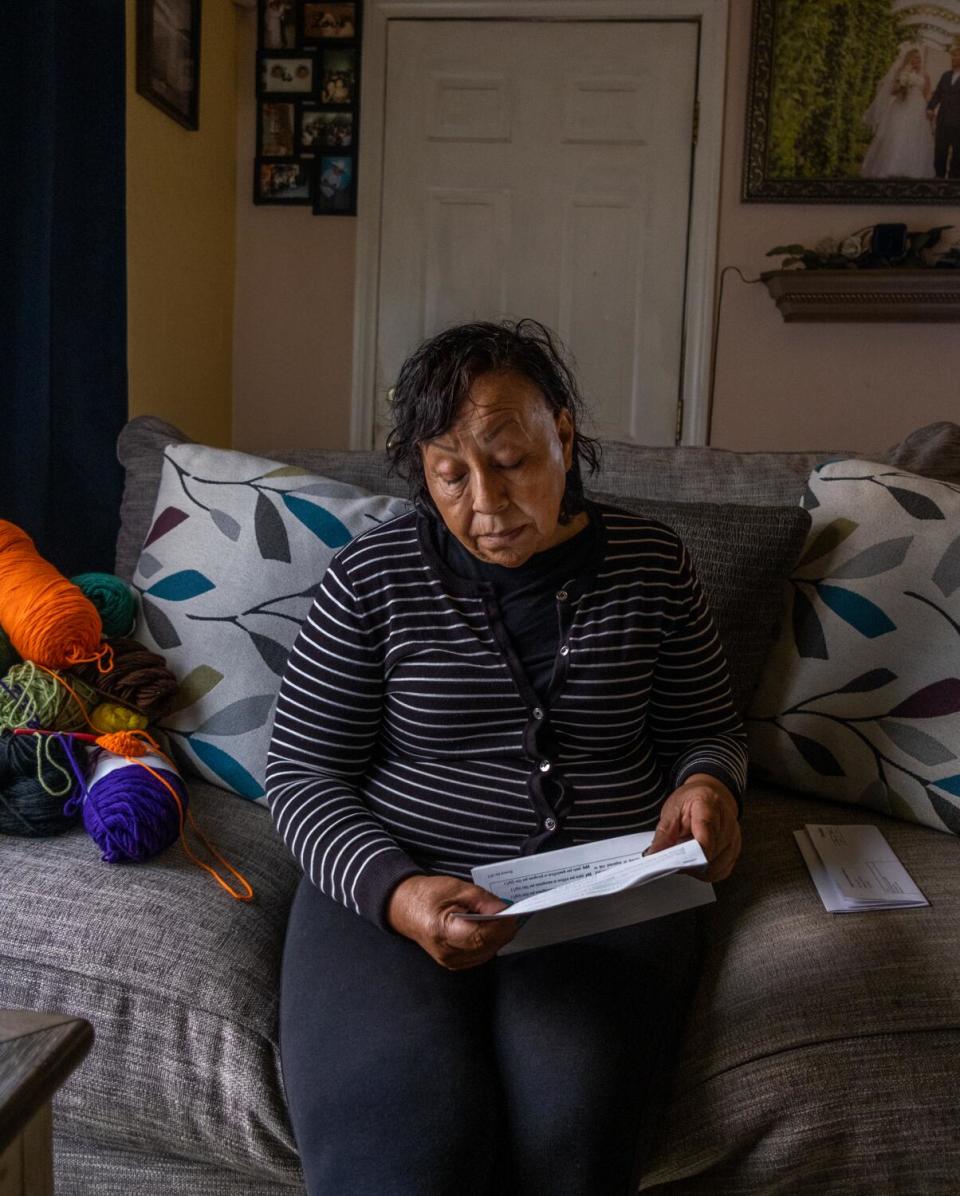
767, 223, 955, 271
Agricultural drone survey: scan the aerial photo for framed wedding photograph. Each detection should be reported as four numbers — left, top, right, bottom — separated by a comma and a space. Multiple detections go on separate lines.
261, 0, 297, 49
136, 0, 201, 130
744, 0, 960, 203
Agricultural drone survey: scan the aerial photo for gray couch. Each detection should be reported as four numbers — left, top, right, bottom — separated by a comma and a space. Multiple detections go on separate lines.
2, 416, 959, 1194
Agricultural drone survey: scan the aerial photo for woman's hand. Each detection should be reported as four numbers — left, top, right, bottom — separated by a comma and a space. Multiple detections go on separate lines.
386, 874, 519, 969
644, 774, 742, 883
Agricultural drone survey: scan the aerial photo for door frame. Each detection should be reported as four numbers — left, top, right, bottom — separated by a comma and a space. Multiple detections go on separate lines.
350, 0, 728, 449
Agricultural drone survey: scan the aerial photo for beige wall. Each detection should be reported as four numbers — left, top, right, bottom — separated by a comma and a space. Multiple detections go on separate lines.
230, 0, 960, 454
126, 0, 237, 446
232, 8, 356, 453
710, 0, 960, 452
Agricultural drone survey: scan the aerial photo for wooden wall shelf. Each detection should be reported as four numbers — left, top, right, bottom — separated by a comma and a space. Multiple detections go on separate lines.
761, 269, 960, 322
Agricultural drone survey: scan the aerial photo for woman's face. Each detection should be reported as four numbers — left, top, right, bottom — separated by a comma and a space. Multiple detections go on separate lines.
420, 369, 584, 567
907, 50, 921, 69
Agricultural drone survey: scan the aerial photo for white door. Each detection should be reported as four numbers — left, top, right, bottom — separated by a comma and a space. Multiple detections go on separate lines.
374, 19, 699, 446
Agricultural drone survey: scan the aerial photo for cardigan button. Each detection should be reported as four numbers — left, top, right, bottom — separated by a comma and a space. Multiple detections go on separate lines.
532, 707, 544, 720
539, 760, 552, 772
559, 645, 569, 657
556, 590, 568, 601
544, 817, 557, 831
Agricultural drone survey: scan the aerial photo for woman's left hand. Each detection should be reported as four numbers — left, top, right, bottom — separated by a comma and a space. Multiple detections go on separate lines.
644, 774, 741, 883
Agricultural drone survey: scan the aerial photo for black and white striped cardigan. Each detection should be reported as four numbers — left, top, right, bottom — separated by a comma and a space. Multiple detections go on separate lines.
265, 503, 748, 929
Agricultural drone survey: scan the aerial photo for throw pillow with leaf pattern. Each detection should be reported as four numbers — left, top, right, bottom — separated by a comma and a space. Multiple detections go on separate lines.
132, 443, 410, 801
748, 459, 960, 835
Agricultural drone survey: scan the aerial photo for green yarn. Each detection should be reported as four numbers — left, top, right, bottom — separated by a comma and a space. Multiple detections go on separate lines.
0, 626, 18, 675
70, 572, 138, 637
0, 661, 99, 733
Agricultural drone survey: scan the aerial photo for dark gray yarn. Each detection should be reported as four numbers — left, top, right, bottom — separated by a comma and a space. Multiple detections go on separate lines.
0, 731, 80, 837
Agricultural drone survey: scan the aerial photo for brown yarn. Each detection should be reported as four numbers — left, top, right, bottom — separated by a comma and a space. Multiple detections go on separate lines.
70, 636, 179, 720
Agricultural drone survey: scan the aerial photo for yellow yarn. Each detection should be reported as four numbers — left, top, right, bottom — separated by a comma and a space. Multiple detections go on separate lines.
90, 702, 149, 734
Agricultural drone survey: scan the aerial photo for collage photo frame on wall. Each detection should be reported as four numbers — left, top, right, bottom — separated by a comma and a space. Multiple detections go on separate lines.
254, 2, 361, 214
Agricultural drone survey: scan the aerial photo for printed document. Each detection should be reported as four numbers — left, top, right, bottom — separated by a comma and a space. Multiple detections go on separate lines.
458, 832, 714, 953
795, 824, 929, 913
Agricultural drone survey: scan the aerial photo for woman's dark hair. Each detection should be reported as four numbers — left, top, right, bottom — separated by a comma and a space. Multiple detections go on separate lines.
387, 319, 601, 523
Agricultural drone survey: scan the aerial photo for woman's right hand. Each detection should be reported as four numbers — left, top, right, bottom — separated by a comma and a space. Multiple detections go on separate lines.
386, 874, 519, 969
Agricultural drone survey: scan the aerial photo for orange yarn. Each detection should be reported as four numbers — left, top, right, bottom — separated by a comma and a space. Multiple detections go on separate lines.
0, 521, 112, 672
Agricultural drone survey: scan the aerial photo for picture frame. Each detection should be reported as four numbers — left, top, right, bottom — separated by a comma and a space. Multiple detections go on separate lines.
260, 101, 299, 158
136, 0, 201, 131
744, 0, 960, 204
261, 0, 298, 49
254, 1, 361, 212
314, 153, 356, 215
254, 159, 313, 204
319, 47, 357, 104
301, 109, 354, 151
302, 2, 358, 41
258, 51, 317, 97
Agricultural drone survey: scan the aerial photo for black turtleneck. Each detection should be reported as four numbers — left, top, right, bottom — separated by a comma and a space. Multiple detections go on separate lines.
430, 507, 603, 701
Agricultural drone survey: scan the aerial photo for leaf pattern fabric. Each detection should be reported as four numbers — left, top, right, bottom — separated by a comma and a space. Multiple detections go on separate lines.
748, 459, 960, 836
132, 443, 410, 802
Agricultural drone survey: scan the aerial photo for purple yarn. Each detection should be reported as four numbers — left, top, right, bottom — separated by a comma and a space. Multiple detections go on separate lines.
63, 744, 188, 863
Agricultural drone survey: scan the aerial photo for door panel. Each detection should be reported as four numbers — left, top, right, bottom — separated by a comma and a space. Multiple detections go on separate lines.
376, 19, 698, 446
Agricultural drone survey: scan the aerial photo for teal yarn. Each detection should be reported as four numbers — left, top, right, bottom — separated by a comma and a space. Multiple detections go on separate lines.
71, 572, 138, 637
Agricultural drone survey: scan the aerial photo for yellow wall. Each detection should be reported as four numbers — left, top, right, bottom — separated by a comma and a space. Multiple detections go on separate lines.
125, 0, 237, 446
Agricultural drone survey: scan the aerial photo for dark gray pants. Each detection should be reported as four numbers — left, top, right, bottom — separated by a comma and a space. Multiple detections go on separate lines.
280, 876, 704, 1196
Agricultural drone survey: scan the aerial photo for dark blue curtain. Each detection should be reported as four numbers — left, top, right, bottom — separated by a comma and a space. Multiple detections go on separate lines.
0, 1, 127, 577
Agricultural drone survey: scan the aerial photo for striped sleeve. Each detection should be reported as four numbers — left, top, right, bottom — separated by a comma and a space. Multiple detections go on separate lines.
647, 539, 749, 807
265, 554, 423, 929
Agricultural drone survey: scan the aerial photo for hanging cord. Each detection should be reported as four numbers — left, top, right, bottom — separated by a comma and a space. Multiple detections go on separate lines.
707, 265, 764, 445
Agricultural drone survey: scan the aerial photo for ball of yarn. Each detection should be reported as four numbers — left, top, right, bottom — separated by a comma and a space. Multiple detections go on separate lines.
0, 662, 100, 733
0, 521, 109, 671
71, 573, 138, 638
71, 748, 186, 863
0, 731, 80, 837
70, 636, 179, 720
90, 703, 149, 734
0, 626, 19, 675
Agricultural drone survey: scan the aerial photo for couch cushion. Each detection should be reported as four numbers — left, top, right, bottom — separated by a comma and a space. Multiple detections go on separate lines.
640, 783, 960, 1192
585, 495, 810, 716
748, 460, 960, 836
0, 781, 303, 1182
116, 418, 192, 584
115, 418, 406, 581
131, 442, 410, 800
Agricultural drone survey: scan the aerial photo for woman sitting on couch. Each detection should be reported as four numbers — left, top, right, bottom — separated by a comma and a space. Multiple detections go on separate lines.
265, 319, 746, 1195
